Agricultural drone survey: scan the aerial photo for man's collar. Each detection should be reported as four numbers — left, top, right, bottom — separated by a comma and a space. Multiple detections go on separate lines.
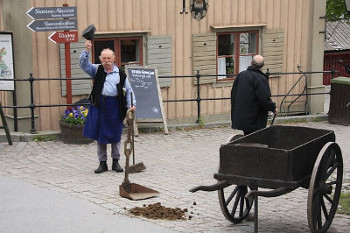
113, 65, 119, 73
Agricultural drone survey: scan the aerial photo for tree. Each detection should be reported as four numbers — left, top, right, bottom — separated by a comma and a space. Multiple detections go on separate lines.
326, 0, 350, 21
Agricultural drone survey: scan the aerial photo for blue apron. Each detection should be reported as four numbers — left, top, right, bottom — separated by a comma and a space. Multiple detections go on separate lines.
83, 96, 123, 144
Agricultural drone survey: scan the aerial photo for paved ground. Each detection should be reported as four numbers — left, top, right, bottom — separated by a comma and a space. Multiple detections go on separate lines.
0, 120, 349, 233
0, 176, 174, 233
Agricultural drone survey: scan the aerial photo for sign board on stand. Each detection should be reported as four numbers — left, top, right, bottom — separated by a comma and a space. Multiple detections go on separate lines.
126, 66, 168, 135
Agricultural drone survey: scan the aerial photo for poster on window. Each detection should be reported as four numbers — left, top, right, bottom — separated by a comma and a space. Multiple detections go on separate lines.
0, 33, 15, 91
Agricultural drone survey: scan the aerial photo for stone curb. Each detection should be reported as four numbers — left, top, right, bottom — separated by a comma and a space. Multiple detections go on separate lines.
0, 114, 329, 143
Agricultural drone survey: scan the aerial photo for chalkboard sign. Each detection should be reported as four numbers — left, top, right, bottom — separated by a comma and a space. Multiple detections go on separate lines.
126, 66, 168, 134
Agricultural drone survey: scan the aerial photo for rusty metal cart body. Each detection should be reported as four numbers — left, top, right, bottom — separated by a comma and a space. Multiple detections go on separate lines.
190, 125, 343, 233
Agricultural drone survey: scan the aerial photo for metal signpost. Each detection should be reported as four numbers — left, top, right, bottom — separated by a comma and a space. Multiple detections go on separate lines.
26, 5, 77, 106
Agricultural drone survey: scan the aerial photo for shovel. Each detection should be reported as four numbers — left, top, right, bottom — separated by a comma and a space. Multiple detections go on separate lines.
128, 94, 146, 173
119, 109, 159, 200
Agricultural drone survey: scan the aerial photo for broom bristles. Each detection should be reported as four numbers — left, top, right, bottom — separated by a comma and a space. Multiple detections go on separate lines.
128, 162, 146, 173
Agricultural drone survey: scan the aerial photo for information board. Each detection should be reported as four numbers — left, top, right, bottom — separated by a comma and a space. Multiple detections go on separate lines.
126, 66, 168, 134
0, 32, 14, 91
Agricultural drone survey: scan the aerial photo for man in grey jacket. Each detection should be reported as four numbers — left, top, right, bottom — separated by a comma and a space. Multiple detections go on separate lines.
231, 55, 278, 135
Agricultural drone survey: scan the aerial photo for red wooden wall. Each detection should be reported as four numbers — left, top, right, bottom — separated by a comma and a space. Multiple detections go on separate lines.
323, 51, 350, 85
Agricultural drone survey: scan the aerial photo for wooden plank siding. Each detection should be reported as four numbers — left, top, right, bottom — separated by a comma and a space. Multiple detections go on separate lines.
0, 0, 3, 30
0, 0, 5, 120
146, 36, 172, 88
23, 0, 315, 131
59, 40, 92, 96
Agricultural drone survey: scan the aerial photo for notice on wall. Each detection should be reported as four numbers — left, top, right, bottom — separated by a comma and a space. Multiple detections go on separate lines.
0, 33, 15, 91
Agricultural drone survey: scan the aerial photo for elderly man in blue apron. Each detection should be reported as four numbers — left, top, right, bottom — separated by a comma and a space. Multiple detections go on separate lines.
80, 40, 136, 173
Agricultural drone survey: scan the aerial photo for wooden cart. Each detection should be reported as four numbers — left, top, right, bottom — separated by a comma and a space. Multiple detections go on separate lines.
190, 125, 343, 233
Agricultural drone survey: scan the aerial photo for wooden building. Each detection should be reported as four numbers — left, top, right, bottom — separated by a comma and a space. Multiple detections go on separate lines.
323, 20, 350, 85
0, 0, 327, 132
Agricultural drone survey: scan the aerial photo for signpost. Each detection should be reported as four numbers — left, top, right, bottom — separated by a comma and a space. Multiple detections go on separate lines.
26, 6, 77, 19
27, 19, 77, 32
49, 31, 78, 43
26, 5, 77, 106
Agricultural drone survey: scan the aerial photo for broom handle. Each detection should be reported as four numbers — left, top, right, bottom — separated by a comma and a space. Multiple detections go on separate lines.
131, 93, 135, 165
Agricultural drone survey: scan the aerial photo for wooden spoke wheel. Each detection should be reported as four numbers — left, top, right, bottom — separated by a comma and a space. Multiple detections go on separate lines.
307, 142, 343, 233
218, 185, 256, 223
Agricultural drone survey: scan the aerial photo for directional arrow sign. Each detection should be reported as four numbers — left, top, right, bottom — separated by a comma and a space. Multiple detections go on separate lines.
49, 31, 78, 43
27, 19, 77, 32
26, 7, 77, 19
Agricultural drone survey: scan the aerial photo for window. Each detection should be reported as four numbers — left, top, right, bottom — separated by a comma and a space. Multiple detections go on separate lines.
92, 37, 143, 71
217, 31, 258, 80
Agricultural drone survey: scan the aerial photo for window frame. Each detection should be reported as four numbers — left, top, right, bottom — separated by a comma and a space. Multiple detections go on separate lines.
92, 36, 143, 69
216, 30, 259, 81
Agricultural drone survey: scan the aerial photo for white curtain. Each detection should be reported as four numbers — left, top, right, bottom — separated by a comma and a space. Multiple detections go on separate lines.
217, 57, 226, 79
239, 56, 252, 72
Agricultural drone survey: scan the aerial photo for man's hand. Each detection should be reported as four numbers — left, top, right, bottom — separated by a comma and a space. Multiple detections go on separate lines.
85, 40, 92, 52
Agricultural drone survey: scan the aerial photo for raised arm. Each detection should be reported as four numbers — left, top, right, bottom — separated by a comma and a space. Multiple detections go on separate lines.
79, 40, 98, 78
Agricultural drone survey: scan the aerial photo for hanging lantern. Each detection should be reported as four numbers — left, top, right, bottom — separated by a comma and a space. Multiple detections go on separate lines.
190, 0, 209, 21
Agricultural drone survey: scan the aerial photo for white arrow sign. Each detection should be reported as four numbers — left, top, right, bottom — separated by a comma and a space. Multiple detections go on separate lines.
27, 19, 78, 32
26, 7, 77, 19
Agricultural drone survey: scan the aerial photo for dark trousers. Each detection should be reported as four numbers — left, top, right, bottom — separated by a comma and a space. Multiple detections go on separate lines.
97, 142, 121, 161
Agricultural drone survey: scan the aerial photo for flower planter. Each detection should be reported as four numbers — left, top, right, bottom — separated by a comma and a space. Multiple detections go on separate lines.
59, 122, 93, 144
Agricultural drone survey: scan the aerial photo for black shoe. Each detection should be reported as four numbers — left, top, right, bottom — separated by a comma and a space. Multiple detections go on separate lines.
112, 159, 124, 172
94, 161, 108, 173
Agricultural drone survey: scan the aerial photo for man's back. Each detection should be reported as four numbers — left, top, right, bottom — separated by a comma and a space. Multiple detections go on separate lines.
231, 66, 275, 133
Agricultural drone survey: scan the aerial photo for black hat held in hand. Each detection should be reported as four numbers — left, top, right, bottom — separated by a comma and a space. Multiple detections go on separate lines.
82, 24, 96, 40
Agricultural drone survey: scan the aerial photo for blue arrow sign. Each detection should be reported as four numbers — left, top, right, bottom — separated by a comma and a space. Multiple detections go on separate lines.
27, 19, 78, 32
26, 7, 77, 19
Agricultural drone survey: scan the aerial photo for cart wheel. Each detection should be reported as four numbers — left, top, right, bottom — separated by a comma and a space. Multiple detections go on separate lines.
307, 142, 343, 233
218, 185, 256, 223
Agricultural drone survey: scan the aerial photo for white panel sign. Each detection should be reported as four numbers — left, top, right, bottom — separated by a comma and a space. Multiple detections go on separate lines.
0, 33, 14, 91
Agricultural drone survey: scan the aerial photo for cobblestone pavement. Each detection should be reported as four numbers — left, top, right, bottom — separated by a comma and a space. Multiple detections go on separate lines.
0, 121, 349, 233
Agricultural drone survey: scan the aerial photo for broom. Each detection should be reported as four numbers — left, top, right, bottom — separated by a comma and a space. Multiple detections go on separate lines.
128, 93, 146, 173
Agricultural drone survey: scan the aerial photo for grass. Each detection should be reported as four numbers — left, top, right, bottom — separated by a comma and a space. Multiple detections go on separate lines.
337, 192, 350, 215
33, 135, 58, 142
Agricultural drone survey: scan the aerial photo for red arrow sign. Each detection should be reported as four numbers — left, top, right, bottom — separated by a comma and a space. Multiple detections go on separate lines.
48, 31, 78, 43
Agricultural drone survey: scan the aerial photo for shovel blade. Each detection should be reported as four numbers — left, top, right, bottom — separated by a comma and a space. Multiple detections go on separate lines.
119, 183, 159, 200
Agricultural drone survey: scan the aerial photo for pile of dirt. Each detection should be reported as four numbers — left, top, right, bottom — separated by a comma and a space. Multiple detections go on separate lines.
129, 202, 188, 220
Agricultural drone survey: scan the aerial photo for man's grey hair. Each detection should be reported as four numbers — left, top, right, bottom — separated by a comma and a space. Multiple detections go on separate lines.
251, 55, 264, 69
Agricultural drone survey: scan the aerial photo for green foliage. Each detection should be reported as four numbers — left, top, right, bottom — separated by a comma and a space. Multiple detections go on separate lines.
60, 106, 88, 125
197, 118, 205, 128
326, 0, 350, 21
337, 192, 350, 215
33, 135, 57, 142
